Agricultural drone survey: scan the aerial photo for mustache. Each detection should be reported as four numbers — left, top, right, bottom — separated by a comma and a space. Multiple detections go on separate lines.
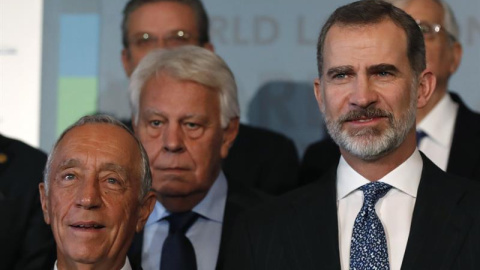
338, 107, 393, 123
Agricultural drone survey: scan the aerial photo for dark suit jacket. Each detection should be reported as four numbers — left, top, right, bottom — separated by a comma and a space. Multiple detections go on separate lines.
224, 124, 299, 195
0, 135, 56, 269
300, 92, 480, 184
128, 180, 266, 270
123, 120, 299, 195
446, 93, 480, 180
224, 155, 480, 270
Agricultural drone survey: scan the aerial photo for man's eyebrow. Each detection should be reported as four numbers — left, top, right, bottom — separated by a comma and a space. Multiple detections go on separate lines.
100, 163, 127, 174
368, 64, 399, 74
57, 159, 81, 170
326, 65, 354, 77
144, 108, 166, 117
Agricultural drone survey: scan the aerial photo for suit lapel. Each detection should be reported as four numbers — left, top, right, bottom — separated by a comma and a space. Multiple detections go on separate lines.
216, 182, 265, 270
216, 194, 242, 270
401, 155, 473, 269
285, 168, 341, 269
128, 230, 144, 269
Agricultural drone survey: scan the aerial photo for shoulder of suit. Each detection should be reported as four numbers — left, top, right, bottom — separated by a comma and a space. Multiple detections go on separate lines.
239, 124, 294, 144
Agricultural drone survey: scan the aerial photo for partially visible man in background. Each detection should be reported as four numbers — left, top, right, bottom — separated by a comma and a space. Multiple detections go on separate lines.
300, 0, 480, 184
0, 134, 55, 269
121, 0, 300, 195
385, 0, 480, 179
39, 115, 156, 270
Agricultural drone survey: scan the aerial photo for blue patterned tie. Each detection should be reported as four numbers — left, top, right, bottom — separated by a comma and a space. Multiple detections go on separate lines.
350, 182, 392, 270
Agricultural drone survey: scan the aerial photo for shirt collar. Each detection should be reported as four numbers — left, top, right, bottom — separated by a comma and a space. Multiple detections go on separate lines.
337, 150, 423, 200
417, 93, 458, 147
146, 171, 228, 226
54, 258, 131, 270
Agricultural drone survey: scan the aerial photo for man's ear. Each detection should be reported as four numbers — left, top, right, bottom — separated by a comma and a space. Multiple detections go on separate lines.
220, 118, 240, 159
416, 70, 436, 109
39, 183, 51, 225
121, 48, 134, 77
136, 191, 157, 232
314, 78, 324, 112
202, 42, 215, 52
131, 114, 137, 134
449, 41, 463, 74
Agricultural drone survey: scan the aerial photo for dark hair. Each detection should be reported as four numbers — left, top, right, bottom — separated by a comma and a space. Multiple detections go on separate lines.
121, 0, 210, 49
316, 0, 425, 77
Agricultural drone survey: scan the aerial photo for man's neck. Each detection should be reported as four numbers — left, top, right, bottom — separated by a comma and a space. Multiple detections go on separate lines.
159, 191, 210, 213
56, 257, 127, 270
417, 84, 448, 123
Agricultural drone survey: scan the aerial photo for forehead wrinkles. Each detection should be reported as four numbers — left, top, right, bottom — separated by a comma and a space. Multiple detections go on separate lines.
129, 2, 198, 34
54, 126, 139, 172
325, 23, 407, 68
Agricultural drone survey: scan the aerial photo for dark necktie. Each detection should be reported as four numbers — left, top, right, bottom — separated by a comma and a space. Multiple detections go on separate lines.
161, 211, 199, 270
416, 130, 428, 146
350, 182, 392, 270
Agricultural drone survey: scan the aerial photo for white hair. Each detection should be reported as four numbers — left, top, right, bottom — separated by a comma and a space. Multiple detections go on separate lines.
129, 46, 240, 128
43, 114, 152, 201
383, 0, 460, 41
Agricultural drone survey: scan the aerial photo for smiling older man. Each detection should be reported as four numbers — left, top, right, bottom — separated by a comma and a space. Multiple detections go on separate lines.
39, 115, 156, 270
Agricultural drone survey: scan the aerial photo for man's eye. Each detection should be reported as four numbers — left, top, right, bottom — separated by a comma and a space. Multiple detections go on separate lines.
185, 122, 200, 129
133, 34, 158, 47
333, 73, 347, 79
107, 178, 118, 185
378, 71, 392, 77
150, 120, 163, 127
63, 173, 76, 181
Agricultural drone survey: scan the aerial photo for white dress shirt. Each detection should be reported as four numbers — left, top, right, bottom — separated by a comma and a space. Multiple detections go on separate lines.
337, 150, 423, 270
54, 258, 132, 270
142, 172, 228, 270
417, 93, 458, 171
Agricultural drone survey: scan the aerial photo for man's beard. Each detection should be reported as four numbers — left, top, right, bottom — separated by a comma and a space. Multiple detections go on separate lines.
322, 91, 416, 161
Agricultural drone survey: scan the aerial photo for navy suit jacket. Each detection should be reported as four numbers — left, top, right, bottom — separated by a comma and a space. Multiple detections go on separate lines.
225, 155, 480, 270
128, 180, 266, 270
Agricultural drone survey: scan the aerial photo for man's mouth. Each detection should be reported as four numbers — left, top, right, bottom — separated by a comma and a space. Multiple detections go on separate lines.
352, 117, 375, 123
70, 222, 105, 229
341, 108, 391, 124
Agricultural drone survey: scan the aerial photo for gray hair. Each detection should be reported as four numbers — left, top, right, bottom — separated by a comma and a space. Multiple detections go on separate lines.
43, 114, 152, 201
121, 0, 210, 49
129, 45, 240, 128
383, 0, 460, 41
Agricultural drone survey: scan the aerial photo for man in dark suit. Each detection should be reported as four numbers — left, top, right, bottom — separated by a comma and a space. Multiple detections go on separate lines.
224, 1, 480, 269
127, 46, 265, 269
301, 0, 480, 184
0, 134, 56, 269
39, 115, 156, 270
121, 0, 299, 195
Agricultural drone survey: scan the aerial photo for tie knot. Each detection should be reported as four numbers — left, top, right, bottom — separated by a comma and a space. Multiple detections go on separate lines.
167, 211, 199, 234
359, 182, 392, 205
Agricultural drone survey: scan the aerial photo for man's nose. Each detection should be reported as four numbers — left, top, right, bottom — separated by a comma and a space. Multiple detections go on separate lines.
349, 76, 378, 109
75, 177, 102, 210
162, 124, 185, 153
